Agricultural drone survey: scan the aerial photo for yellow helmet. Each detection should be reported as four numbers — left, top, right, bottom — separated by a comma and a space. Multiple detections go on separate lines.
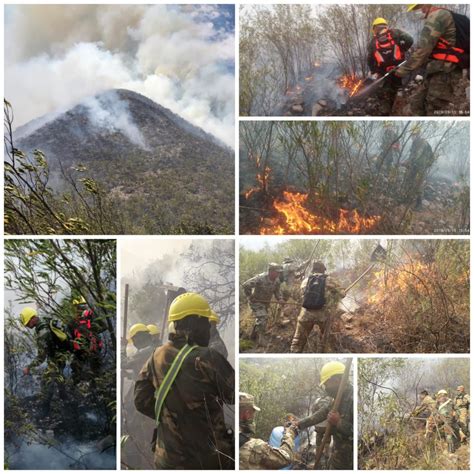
209, 311, 220, 324
437, 389, 448, 397
20, 307, 37, 326
372, 17, 388, 27
168, 292, 212, 322
320, 361, 345, 386
407, 4, 419, 12
146, 324, 160, 335
129, 323, 149, 339
72, 296, 87, 305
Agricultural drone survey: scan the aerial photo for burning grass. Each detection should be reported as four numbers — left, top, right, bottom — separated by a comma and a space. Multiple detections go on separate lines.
258, 190, 381, 235
366, 260, 469, 353
338, 74, 364, 97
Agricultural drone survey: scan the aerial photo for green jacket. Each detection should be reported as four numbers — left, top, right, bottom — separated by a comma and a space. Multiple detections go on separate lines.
397, 8, 458, 76
134, 335, 235, 469
28, 317, 67, 370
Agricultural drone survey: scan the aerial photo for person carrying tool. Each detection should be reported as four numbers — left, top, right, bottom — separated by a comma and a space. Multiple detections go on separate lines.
242, 263, 284, 344
394, 4, 470, 115
412, 389, 438, 439
239, 392, 298, 470
367, 18, 414, 114
290, 261, 345, 353
134, 292, 235, 469
20, 306, 70, 418
296, 361, 353, 470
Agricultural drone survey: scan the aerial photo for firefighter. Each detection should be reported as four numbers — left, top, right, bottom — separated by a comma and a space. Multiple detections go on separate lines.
69, 296, 106, 384
20, 307, 69, 417
395, 5, 470, 115
367, 18, 413, 114
146, 324, 162, 346
134, 292, 235, 469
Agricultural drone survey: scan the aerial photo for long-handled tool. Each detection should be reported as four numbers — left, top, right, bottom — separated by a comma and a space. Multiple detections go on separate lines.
313, 358, 352, 469
321, 244, 387, 351
351, 60, 408, 100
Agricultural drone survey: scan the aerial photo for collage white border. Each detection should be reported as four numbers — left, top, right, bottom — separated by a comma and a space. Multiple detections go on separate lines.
0, 0, 472, 472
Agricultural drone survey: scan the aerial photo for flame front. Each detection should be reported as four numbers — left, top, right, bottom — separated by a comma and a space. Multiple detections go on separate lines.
259, 190, 381, 234
339, 75, 363, 97
368, 261, 429, 304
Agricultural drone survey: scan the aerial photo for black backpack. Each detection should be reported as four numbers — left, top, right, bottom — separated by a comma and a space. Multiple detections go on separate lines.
450, 11, 470, 55
302, 274, 327, 310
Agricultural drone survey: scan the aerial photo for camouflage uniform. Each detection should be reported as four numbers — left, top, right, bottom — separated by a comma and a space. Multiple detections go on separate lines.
298, 384, 354, 469
239, 393, 296, 470
402, 135, 435, 209
413, 394, 437, 437
396, 8, 466, 116
367, 28, 414, 115
290, 274, 345, 353
436, 398, 457, 453
377, 127, 400, 174
29, 317, 69, 416
454, 392, 470, 435
242, 270, 282, 336
134, 334, 235, 469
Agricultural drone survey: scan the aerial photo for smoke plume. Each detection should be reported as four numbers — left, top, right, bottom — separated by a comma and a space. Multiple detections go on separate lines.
5, 5, 235, 147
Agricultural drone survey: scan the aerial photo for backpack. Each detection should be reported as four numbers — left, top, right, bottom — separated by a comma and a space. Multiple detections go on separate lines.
302, 274, 327, 310
450, 11, 470, 55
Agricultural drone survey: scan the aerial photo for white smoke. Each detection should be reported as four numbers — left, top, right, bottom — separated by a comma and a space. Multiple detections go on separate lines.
82, 92, 149, 149
5, 5, 235, 147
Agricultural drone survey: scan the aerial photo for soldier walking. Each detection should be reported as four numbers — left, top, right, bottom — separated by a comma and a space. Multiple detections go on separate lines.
290, 262, 345, 353
242, 263, 284, 344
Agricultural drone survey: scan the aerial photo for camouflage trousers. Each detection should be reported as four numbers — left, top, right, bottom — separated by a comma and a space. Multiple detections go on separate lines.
457, 407, 469, 436
290, 307, 330, 353
373, 74, 402, 116
410, 69, 464, 116
249, 302, 270, 327
330, 439, 353, 470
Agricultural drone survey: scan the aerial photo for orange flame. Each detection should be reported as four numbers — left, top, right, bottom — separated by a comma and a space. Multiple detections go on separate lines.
339, 75, 363, 97
368, 261, 430, 304
314, 61, 321, 67
244, 166, 271, 199
304, 75, 313, 82
259, 190, 381, 234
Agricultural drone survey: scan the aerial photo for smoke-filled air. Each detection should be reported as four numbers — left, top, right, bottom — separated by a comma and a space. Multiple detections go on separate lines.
120, 239, 235, 469
240, 121, 469, 235
5, 4, 235, 146
240, 4, 470, 116
359, 358, 470, 470
4, 239, 116, 470
4, 5, 235, 236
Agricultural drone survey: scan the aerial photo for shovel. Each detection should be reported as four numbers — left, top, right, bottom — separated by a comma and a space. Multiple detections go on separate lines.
321, 244, 387, 352
350, 61, 408, 100
344, 244, 387, 294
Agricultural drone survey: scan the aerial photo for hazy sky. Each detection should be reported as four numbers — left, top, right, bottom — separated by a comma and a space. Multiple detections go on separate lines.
5, 4, 235, 146
121, 238, 193, 278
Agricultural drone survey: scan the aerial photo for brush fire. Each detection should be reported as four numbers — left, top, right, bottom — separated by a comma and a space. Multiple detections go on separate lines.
256, 190, 381, 235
